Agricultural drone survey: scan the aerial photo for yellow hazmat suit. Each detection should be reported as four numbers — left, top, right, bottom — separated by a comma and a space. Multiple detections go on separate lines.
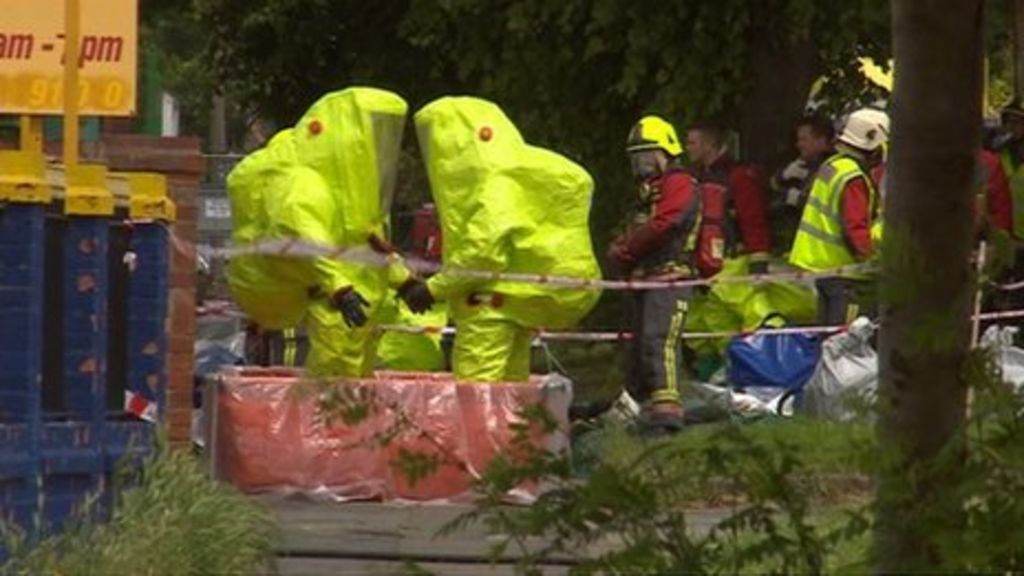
376, 295, 448, 372
413, 96, 601, 382
227, 87, 411, 377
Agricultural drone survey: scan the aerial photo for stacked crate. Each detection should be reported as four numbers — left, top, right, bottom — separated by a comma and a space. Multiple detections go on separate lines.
0, 151, 175, 543
0, 152, 50, 539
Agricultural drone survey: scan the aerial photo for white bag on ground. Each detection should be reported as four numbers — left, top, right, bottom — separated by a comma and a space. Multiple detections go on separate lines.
683, 372, 777, 420
980, 325, 1024, 392
802, 317, 877, 422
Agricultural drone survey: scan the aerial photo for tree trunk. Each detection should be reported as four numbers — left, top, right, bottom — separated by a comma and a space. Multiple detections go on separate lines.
1014, 0, 1024, 98
736, 27, 821, 170
210, 94, 228, 153
874, 0, 984, 571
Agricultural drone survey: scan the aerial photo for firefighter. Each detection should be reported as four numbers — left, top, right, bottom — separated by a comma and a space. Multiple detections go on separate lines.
607, 115, 701, 435
789, 108, 889, 325
227, 87, 414, 377
685, 120, 773, 275
398, 96, 601, 382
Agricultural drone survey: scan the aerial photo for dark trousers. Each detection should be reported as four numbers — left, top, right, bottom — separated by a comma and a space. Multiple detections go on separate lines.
624, 287, 692, 405
246, 327, 310, 367
815, 277, 873, 326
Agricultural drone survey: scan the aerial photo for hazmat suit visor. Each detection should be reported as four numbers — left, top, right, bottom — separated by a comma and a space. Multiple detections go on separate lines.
372, 112, 404, 216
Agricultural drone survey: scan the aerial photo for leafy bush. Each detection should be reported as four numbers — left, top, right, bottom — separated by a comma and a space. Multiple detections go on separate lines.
439, 346, 1024, 574
3, 447, 277, 575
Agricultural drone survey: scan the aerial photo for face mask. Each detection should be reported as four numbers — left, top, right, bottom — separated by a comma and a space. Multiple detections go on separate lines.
629, 151, 662, 182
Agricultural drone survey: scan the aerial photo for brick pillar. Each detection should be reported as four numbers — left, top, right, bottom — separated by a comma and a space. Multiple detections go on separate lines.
87, 135, 203, 447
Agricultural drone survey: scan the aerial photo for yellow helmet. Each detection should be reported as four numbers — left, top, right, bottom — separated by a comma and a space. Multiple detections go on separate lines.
626, 115, 683, 157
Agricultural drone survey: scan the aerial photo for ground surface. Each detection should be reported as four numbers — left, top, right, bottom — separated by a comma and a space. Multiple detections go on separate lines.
264, 495, 731, 575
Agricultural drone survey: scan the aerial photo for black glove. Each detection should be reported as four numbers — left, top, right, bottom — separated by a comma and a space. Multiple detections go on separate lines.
398, 279, 435, 314
331, 287, 370, 328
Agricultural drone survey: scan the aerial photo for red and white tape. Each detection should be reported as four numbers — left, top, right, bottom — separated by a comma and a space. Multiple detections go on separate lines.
200, 296, 1024, 345
190, 236, 875, 292
996, 279, 1024, 293
376, 323, 845, 342
975, 308, 1024, 322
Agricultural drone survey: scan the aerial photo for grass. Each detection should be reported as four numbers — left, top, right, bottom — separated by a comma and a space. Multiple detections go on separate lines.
576, 417, 874, 507
567, 420, 877, 573
707, 507, 873, 574
2, 447, 277, 575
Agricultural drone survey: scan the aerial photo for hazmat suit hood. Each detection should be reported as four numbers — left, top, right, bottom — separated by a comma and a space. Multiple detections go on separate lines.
226, 128, 308, 327
291, 88, 407, 246
228, 128, 296, 246
415, 96, 600, 328
226, 88, 410, 330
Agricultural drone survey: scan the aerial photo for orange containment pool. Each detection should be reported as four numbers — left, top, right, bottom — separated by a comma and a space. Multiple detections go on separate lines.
207, 368, 572, 503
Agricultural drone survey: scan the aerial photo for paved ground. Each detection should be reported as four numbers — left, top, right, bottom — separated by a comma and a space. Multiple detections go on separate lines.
262, 495, 730, 575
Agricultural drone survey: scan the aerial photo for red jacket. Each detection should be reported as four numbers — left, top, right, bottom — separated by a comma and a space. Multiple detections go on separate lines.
840, 176, 873, 259
704, 156, 772, 258
610, 170, 701, 275
979, 149, 1013, 234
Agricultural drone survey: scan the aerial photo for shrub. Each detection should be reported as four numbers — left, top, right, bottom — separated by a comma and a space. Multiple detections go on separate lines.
3, 447, 277, 576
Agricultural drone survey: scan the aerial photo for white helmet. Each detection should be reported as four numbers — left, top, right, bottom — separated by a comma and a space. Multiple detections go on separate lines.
839, 108, 890, 152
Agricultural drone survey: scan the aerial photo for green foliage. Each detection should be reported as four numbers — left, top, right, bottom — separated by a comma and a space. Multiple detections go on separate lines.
2, 448, 277, 575
443, 414, 873, 575
188, 0, 895, 267
428, 346, 1024, 574
875, 348, 1024, 573
142, 0, 219, 139
193, 0, 447, 130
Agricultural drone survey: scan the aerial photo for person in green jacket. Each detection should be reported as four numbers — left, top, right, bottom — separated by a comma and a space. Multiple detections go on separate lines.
227, 87, 413, 377
397, 96, 601, 382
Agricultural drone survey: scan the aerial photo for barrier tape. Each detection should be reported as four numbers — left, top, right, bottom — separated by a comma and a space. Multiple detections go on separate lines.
975, 309, 1024, 322
199, 295, 1024, 345
188, 235, 876, 292
996, 279, 1024, 292
183, 229, 1024, 294
377, 323, 845, 342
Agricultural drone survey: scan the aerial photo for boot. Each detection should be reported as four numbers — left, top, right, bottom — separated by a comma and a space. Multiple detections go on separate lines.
640, 401, 684, 437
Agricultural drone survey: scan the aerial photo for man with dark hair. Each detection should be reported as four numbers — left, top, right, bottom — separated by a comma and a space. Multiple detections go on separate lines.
771, 114, 837, 251
685, 120, 772, 274
795, 114, 836, 166
790, 108, 889, 325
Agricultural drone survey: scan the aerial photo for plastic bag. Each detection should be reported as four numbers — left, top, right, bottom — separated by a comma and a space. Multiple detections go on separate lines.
212, 368, 570, 504
726, 314, 821, 403
980, 325, 1024, 392
801, 317, 877, 422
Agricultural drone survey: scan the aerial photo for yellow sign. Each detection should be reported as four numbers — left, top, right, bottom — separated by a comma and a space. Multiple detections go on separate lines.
0, 0, 137, 116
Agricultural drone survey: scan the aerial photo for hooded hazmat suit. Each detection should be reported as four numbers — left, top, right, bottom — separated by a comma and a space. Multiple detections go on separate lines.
413, 96, 601, 381
227, 87, 411, 377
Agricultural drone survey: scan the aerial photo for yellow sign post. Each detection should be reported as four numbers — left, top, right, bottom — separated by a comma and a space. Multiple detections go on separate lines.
64, 0, 80, 167
0, 0, 137, 116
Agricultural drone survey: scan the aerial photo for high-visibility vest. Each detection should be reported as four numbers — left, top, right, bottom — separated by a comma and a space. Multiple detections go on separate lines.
789, 154, 877, 272
999, 149, 1024, 238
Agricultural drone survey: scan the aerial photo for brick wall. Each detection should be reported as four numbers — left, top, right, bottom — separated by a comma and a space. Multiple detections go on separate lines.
86, 135, 203, 447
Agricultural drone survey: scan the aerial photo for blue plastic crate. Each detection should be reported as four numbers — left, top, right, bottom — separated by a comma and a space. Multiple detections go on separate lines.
0, 478, 38, 536
40, 422, 104, 534
0, 424, 36, 480
0, 311, 39, 351
41, 422, 102, 474
104, 420, 155, 473
0, 205, 44, 243
40, 473, 101, 534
